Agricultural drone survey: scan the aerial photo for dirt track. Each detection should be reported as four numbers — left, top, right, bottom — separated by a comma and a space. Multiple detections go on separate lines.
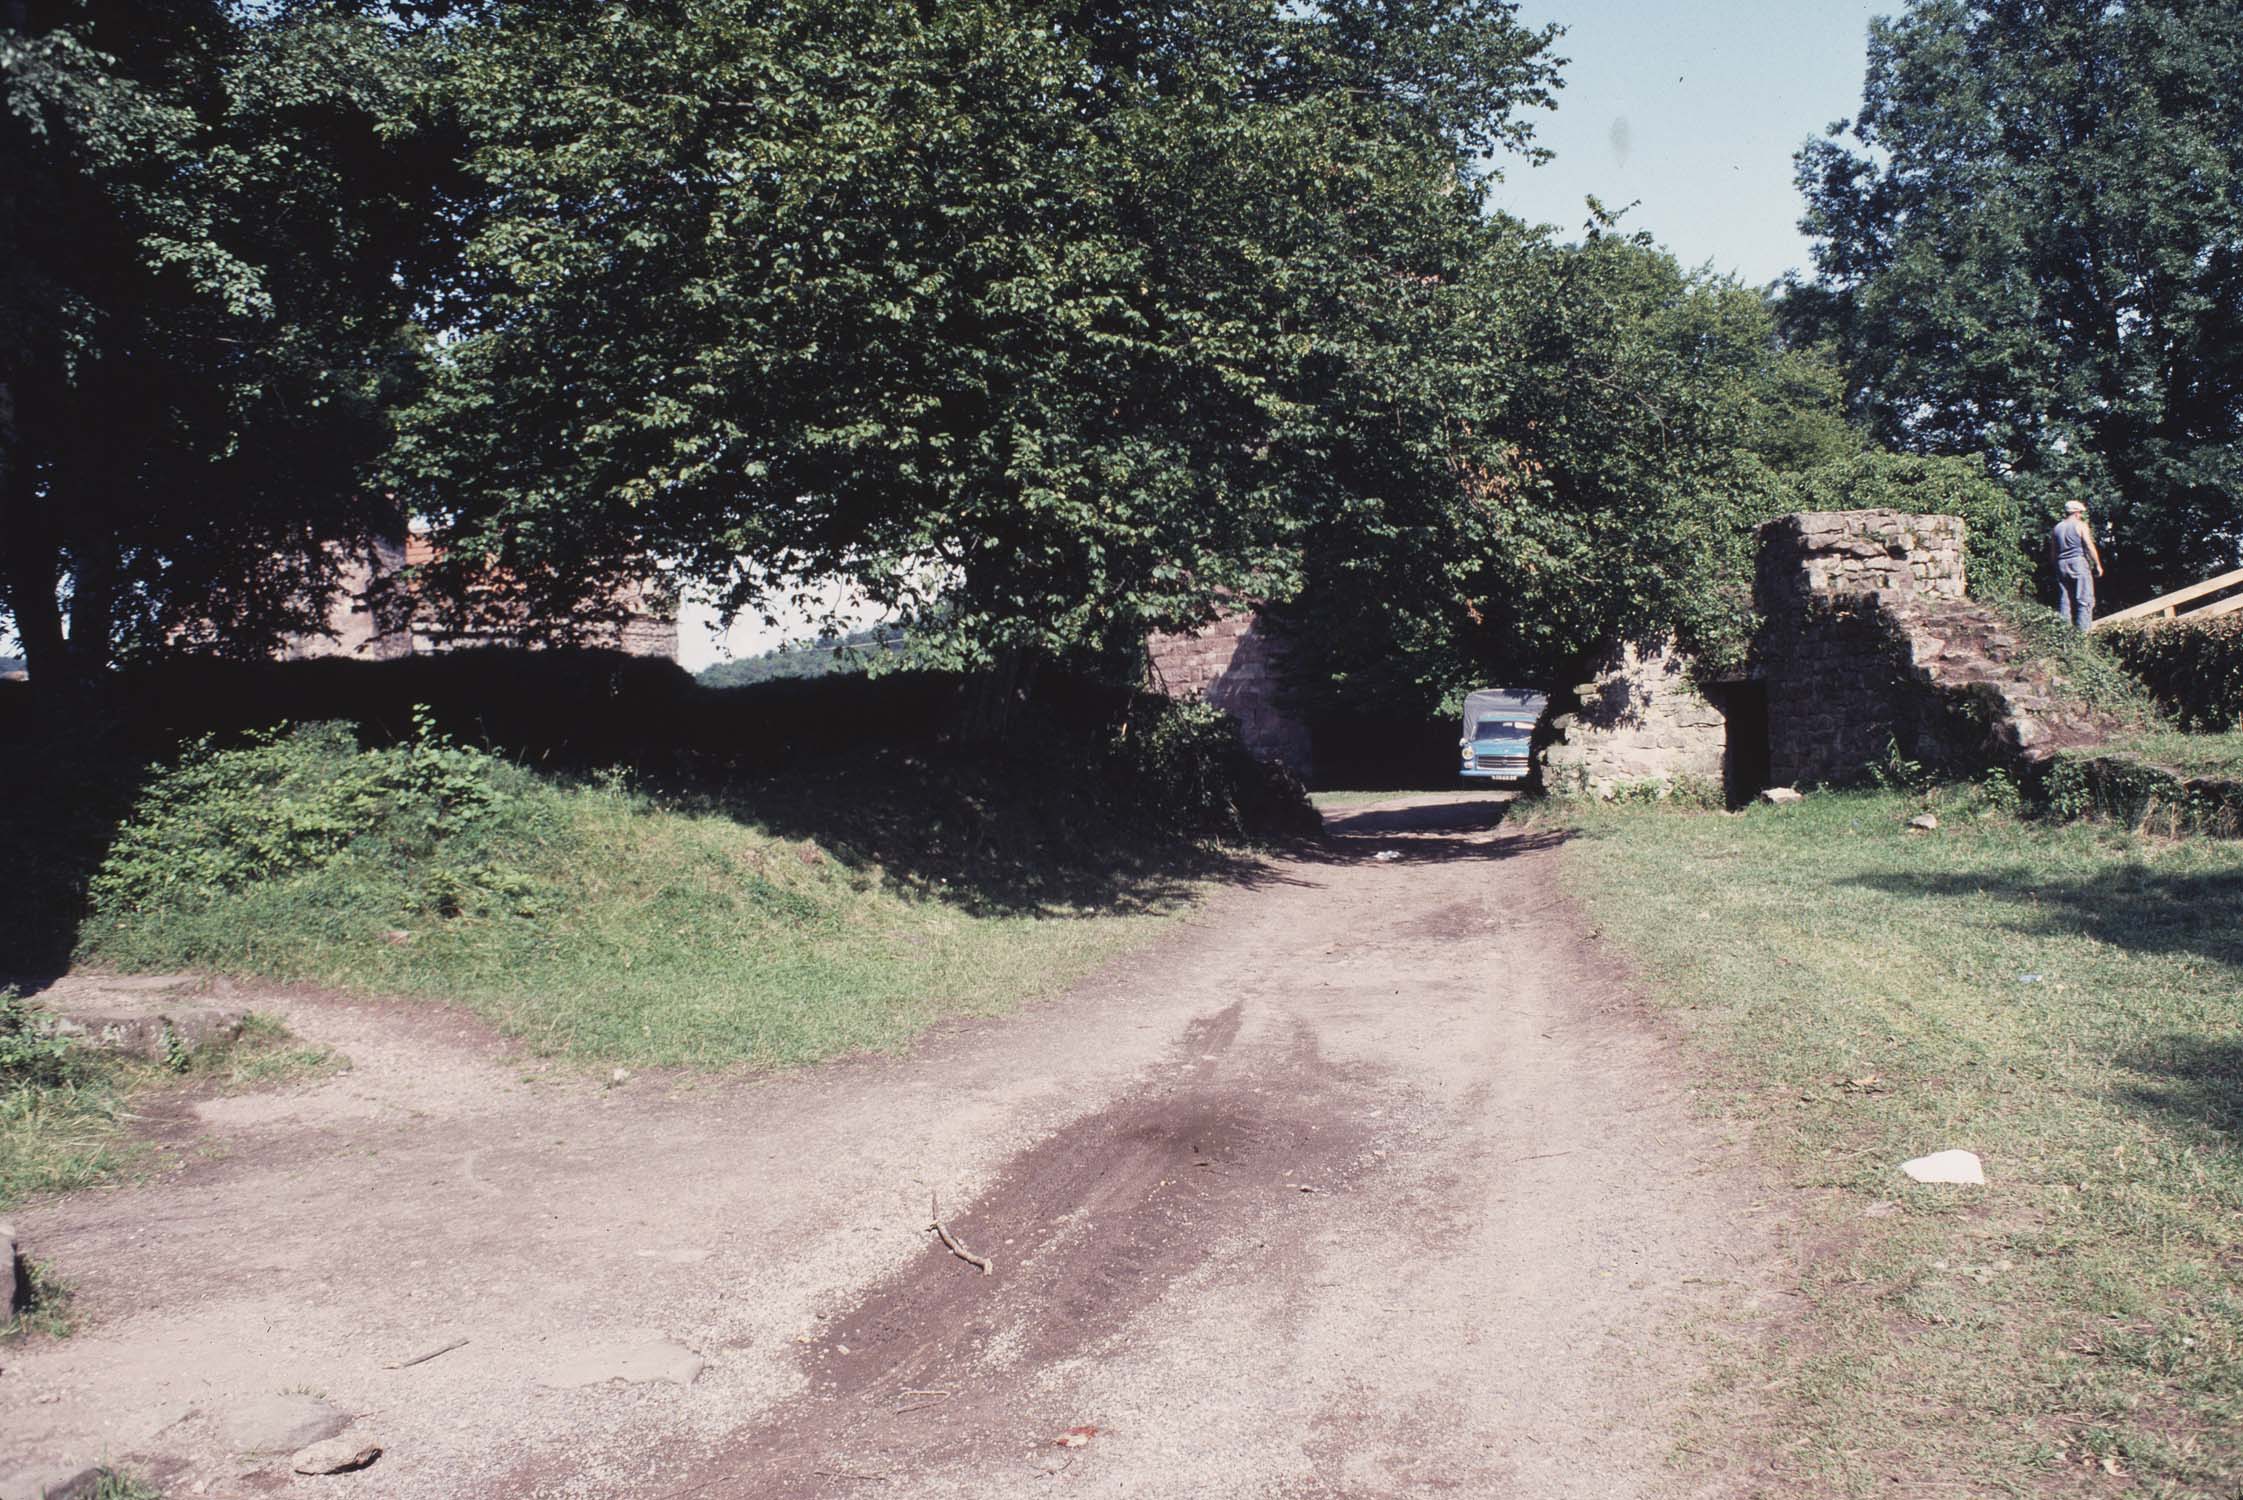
3, 796, 1788, 1498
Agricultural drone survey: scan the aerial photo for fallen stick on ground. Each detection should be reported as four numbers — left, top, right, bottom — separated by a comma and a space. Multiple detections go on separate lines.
385, 1337, 468, 1370
929, 1192, 993, 1275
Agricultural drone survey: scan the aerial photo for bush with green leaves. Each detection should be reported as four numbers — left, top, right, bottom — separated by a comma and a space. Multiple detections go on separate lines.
0, 993, 82, 1093
2100, 617, 2243, 732
89, 712, 558, 926
1104, 698, 1317, 843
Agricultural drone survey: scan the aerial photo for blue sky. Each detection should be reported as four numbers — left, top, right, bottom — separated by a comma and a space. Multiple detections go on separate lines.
1486, 0, 1894, 286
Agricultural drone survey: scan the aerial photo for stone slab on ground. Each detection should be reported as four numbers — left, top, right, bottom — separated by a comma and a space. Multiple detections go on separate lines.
31, 974, 247, 1062
535, 1338, 705, 1390
292, 1437, 384, 1475
1901, 1149, 1986, 1186
219, 1393, 353, 1455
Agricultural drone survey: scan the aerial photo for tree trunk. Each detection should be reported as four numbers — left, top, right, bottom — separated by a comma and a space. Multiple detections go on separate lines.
0, 452, 69, 684
67, 531, 117, 676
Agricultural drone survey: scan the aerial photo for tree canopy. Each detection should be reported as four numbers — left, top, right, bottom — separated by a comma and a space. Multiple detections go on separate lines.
1794, 0, 2243, 601
0, 0, 455, 683
9, 0, 2108, 729
389, 0, 1563, 672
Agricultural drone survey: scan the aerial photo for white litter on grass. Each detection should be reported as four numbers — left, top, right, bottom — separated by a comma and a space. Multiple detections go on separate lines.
1901, 1149, 1986, 1186
1372, 850, 1401, 862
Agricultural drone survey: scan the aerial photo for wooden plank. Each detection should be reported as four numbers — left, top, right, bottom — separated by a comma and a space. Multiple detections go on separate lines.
2095, 565, 2243, 628
2178, 589, 2243, 623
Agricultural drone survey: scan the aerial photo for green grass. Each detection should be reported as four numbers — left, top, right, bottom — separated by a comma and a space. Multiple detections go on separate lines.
1543, 786, 2243, 1497
2096, 728, 2243, 780
76, 741, 1194, 1072
1, 1010, 343, 1215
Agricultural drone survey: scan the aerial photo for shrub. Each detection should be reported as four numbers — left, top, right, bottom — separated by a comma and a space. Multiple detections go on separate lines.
0, 993, 82, 1092
89, 711, 557, 923
2100, 616, 2243, 731
1104, 698, 1318, 842
1781, 451, 2032, 601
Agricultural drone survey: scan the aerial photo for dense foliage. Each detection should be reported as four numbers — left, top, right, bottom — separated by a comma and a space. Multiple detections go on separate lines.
1793, 0, 2243, 604
391, 0, 1562, 674
1274, 232, 1983, 713
0, 1, 458, 683
2101, 616, 2243, 731
18, 0, 2212, 738
89, 715, 554, 922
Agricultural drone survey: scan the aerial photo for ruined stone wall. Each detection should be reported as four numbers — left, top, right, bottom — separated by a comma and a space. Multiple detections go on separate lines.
1147, 608, 1314, 776
277, 538, 414, 662
1755, 511, 1965, 611
283, 539, 679, 663
1540, 638, 1728, 798
1755, 508, 2108, 786
1757, 511, 1973, 787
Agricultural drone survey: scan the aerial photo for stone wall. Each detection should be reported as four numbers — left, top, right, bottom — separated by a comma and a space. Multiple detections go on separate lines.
1756, 509, 2108, 787
1755, 510, 1965, 612
1147, 607, 1313, 776
1539, 638, 1728, 798
283, 535, 678, 663
277, 538, 415, 662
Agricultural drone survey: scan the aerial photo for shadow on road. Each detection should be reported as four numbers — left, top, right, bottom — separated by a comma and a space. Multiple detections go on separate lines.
1309, 793, 1569, 865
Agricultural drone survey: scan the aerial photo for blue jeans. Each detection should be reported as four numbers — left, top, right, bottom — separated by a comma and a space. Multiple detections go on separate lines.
2057, 561, 2096, 632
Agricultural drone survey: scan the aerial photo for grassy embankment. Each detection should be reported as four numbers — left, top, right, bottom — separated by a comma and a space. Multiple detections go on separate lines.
5, 695, 1281, 1222
1548, 784, 2243, 1495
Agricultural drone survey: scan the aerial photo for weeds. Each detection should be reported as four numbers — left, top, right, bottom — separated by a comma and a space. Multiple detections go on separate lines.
83, 1470, 162, 1500
1, 1004, 339, 1212
3, 1255, 76, 1341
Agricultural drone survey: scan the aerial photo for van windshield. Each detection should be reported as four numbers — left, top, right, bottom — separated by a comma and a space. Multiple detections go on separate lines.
1473, 719, 1529, 741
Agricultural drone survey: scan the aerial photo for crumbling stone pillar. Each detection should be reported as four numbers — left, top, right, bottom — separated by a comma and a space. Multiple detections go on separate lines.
1539, 637, 1728, 798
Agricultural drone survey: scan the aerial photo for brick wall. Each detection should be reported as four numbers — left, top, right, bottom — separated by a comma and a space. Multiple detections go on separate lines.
1146, 608, 1313, 776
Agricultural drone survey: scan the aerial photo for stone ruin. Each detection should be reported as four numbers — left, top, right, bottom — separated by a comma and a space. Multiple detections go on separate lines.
1539, 508, 2115, 799
1538, 640, 1734, 798
1148, 507, 2117, 797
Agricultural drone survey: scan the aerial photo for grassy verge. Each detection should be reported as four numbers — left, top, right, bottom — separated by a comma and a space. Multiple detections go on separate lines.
2094, 728, 2243, 780
69, 722, 1218, 1071
2, 1005, 342, 1218
1542, 785, 2243, 1496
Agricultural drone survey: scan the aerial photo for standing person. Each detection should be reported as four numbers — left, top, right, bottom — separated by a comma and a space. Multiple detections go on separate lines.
2050, 499, 2104, 632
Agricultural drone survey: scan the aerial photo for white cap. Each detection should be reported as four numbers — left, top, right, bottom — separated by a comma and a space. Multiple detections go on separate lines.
2064, 500, 2086, 513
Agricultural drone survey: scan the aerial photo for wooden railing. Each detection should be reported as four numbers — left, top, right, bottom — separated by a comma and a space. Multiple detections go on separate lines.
2094, 566, 2243, 630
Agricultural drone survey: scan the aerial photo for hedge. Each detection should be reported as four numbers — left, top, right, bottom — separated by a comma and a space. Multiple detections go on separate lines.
2100, 615, 2243, 731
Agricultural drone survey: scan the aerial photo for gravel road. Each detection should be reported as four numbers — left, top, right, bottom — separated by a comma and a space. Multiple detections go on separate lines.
2, 795, 1785, 1499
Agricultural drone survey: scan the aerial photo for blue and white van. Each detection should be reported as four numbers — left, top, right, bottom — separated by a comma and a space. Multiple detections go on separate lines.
1458, 688, 1546, 782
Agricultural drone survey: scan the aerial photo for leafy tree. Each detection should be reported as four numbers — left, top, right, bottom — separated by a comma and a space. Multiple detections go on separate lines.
1795, 0, 2243, 602
1277, 228, 1860, 718
0, 1, 450, 685
390, 0, 1562, 699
